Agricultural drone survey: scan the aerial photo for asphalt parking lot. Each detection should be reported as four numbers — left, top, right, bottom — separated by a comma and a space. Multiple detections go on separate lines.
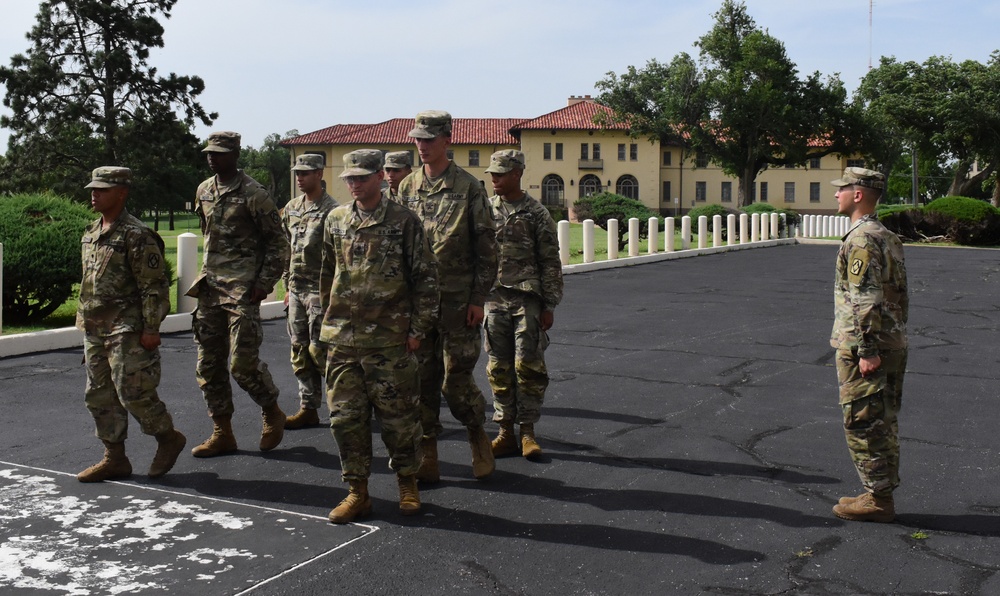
1, 242, 998, 595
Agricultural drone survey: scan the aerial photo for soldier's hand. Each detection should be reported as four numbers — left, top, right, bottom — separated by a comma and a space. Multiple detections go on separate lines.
540, 310, 554, 331
249, 286, 269, 303
283, 293, 289, 307
466, 304, 485, 327
140, 331, 161, 351
859, 355, 882, 377
406, 336, 421, 353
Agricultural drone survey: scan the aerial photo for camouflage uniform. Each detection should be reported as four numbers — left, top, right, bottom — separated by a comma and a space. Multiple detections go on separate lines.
186, 164, 290, 417
485, 191, 563, 425
831, 213, 908, 497
282, 189, 338, 411
396, 160, 497, 438
78, 207, 174, 442
320, 193, 439, 481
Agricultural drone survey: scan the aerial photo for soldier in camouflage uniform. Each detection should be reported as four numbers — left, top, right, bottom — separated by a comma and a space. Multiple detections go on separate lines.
382, 150, 412, 201
395, 110, 498, 482
829, 167, 909, 523
185, 131, 291, 457
281, 154, 338, 429
76, 166, 186, 482
483, 151, 563, 460
320, 150, 439, 523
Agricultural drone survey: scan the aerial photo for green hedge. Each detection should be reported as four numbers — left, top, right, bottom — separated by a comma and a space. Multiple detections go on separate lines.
923, 196, 1000, 221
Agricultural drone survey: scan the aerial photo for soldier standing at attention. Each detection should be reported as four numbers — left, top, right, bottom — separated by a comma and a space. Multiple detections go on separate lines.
320, 150, 439, 523
282, 154, 338, 429
482, 151, 563, 460
396, 111, 498, 482
186, 131, 290, 457
76, 166, 186, 482
829, 167, 908, 523
382, 151, 412, 200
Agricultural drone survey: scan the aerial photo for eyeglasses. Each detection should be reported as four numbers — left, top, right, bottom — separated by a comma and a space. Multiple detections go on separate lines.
343, 174, 374, 184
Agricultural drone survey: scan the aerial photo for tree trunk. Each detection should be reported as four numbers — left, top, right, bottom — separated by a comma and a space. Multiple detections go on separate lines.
153, 208, 159, 232
168, 207, 175, 231
738, 165, 756, 208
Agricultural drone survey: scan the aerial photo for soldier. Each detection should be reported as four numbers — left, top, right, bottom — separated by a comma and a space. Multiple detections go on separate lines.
281, 154, 338, 429
186, 131, 291, 457
383, 150, 412, 200
320, 150, 439, 523
395, 110, 498, 482
76, 166, 186, 482
829, 167, 908, 523
483, 151, 563, 460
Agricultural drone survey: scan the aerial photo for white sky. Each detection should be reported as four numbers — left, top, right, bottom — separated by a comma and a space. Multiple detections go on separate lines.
1, 0, 997, 149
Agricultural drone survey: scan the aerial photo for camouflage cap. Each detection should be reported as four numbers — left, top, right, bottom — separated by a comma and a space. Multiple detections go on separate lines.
408, 110, 452, 139
484, 150, 525, 174
291, 153, 325, 171
384, 151, 413, 169
85, 166, 132, 188
831, 167, 885, 190
340, 149, 384, 177
202, 131, 241, 153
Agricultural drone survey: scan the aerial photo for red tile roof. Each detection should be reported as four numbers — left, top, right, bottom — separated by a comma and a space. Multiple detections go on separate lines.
281, 124, 369, 145
283, 117, 526, 146
512, 100, 629, 131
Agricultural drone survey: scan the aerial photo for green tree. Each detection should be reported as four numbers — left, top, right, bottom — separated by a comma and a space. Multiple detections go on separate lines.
239, 131, 298, 206
573, 192, 657, 251
595, 0, 859, 207
0, 0, 216, 202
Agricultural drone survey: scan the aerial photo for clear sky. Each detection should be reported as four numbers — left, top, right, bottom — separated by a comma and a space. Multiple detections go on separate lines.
1, 0, 997, 150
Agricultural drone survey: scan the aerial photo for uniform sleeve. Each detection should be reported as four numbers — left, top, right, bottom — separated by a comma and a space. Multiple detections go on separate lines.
129, 228, 169, 334
846, 237, 885, 358
467, 182, 498, 307
406, 215, 440, 340
319, 215, 337, 313
535, 207, 564, 310
251, 188, 290, 294
280, 205, 291, 290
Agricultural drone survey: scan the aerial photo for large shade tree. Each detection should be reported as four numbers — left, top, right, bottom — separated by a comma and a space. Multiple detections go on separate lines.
595, 0, 860, 207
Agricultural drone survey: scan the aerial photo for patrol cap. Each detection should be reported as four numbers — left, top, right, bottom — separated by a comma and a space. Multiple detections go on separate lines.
85, 166, 132, 188
202, 131, 241, 153
384, 151, 413, 169
408, 110, 452, 139
340, 149, 384, 177
291, 153, 325, 171
831, 167, 885, 190
484, 150, 525, 174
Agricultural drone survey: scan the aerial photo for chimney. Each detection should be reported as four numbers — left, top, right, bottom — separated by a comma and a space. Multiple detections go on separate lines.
568, 94, 595, 106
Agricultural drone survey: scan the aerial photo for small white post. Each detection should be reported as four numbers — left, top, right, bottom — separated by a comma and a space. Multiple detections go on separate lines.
712, 215, 723, 247
727, 214, 737, 246
647, 217, 659, 254
681, 216, 691, 250
557, 220, 570, 266
760, 212, 770, 241
628, 217, 639, 257
0, 242, 4, 334
739, 213, 749, 244
780, 213, 787, 238
607, 219, 619, 261
770, 213, 779, 240
583, 219, 595, 263
664, 217, 675, 252
176, 232, 200, 313
751, 213, 761, 242
697, 216, 708, 249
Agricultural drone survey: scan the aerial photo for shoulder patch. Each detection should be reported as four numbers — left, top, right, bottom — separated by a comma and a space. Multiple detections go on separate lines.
847, 247, 870, 285
147, 252, 161, 269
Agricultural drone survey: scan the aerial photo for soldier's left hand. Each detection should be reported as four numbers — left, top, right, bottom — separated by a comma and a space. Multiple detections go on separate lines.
406, 336, 421, 352
540, 310, 554, 331
466, 304, 485, 327
859, 355, 882, 377
249, 286, 269, 303
140, 331, 161, 351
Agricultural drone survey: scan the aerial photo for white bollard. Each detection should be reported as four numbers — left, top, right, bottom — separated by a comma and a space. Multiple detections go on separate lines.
739, 213, 749, 244
805, 215, 814, 238
607, 219, 619, 261
583, 219, 595, 263
176, 232, 200, 313
628, 217, 639, 257
770, 213, 779, 239
0, 242, 4, 334
760, 212, 770, 241
557, 220, 570, 265
647, 217, 659, 254
665, 217, 675, 252
697, 216, 708, 249
727, 214, 737, 246
681, 216, 691, 250
712, 215, 723, 247
751, 213, 761, 242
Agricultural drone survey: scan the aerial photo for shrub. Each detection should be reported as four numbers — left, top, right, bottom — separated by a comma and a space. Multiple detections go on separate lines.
687, 204, 740, 235
545, 205, 568, 222
741, 203, 777, 215
923, 196, 1000, 221
572, 192, 657, 250
878, 198, 1000, 246
0, 193, 94, 324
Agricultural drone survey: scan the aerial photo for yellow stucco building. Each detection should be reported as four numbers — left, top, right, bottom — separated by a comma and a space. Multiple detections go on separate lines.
282, 96, 860, 216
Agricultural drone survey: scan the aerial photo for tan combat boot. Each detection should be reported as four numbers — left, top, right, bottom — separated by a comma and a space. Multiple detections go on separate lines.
191, 414, 238, 458
491, 422, 519, 457
520, 423, 542, 459
259, 402, 286, 451
416, 437, 440, 484
328, 479, 372, 524
78, 440, 132, 483
397, 474, 421, 516
468, 425, 495, 479
838, 491, 869, 506
832, 492, 895, 523
149, 429, 186, 478
284, 407, 320, 430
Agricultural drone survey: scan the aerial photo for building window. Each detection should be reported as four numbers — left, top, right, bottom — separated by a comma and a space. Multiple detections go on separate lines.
760, 181, 768, 202
663, 151, 672, 166
846, 158, 865, 168
580, 174, 602, 198
695, 181, 707, 202
630, 144, 638, 161
662, 181, 671, 204
446, 149, 454, 161
543, 143, 551, 160
809, 157, 821, 169
555, 143, 563, 160
542, 174, 565, 207
581, 143, 589, 160
810, 182, 821, 202
593, 143, 601, 160
618, 144, 626, 161
784, 182, 795, 203
695, 153, 708, 168
616, 175, 639, 200
469, 150, 479, 167
721, 181, 732, 203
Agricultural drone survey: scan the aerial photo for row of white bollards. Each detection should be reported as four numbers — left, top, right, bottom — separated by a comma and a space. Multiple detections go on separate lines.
798, 214, 850, 238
